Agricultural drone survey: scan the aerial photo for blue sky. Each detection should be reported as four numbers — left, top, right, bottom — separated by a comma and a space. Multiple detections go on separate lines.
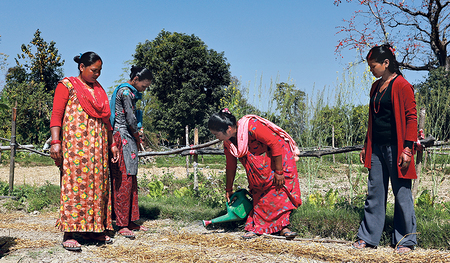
0, 1, 426, 109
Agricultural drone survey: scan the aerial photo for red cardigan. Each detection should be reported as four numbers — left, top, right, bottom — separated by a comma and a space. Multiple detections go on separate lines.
363, 75, 418, 179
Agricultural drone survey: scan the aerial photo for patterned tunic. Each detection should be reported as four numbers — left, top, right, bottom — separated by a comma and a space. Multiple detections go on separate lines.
112, 86, 139, 175
55, 79, 113, 233
225, 118, 301, 234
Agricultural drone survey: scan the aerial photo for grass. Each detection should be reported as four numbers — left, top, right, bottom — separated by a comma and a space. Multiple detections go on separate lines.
0, 154, 449, 250
0, 151, 54, 166
145, 155, 226, 169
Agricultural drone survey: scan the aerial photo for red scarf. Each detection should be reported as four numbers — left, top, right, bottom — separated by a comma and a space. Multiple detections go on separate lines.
67, 77, 111, 124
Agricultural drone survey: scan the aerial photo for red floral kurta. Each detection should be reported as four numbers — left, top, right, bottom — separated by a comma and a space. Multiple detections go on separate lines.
55, 79, 113, 233
225, 118, 302, 234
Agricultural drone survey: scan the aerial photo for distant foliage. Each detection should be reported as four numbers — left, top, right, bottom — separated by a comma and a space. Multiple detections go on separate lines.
272, 82, 306, 143
0, 29, 64, 144
416, 68, 450, 141
134, 29, 231, 144
219, 77, 261, 120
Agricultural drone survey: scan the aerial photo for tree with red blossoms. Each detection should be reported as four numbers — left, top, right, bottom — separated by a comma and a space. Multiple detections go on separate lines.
334, 0, 450, 71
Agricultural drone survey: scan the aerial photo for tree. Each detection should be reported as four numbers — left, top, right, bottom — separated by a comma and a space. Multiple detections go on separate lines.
1, 77, 52, 144
220, 77, 261, 120
14, 29, 64, 93
272, 82, 306, 143
334, 0, 450, 71
0, 30, 64, 144
133, 30, 231, 144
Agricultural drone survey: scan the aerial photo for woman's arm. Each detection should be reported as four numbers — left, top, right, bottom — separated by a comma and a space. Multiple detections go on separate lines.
225, 168, 236, 202
121, 89, 140, 142
49, 82, 69, 166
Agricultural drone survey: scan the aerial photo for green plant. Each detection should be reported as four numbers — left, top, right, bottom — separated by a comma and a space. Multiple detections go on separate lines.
27, 182, 60, 212
174, 186, 194, 198
195, 181, 225, 208
308, 189, 339, 209
415, 190, 435, 209
147, 180, 166, 198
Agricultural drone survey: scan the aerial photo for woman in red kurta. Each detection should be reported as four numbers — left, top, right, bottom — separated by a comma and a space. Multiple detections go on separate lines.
50, 52, 119, 251
208, 109, 302, 239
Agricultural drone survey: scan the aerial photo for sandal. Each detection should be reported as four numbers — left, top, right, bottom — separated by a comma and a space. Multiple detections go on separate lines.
87, 233, 113, 244
396, 245, 413, 255
279, 228, 297, 240
242, 231, 259, 239
62, 239, 81, 251
118, 228, 135, 239
352, 239, 367, 249
128, 222, 149, 232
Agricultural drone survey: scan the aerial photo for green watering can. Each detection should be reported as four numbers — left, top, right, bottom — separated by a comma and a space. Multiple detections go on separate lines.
202, 189, 253, 227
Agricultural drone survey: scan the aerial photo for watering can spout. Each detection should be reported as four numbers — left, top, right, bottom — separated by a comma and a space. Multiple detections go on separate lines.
202, 189, 253, 227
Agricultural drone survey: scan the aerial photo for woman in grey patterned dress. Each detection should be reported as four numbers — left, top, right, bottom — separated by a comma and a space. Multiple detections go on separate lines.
109, 66, 152, 238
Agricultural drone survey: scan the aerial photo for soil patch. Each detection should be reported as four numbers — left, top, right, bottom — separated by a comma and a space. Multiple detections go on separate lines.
0, 165, 449, 262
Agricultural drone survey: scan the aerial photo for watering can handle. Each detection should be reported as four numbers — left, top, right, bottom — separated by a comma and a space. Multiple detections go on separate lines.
228, 189, 251, 205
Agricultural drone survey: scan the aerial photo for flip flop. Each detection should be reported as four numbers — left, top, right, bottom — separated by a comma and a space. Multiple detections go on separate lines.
62, 239, 82, 251
129, 223, 149, 232
242, 231, 259, 239
88, 233, 114, 244
119, 228, 135, 238
396, 245, 413, 255
280, 229, 297, 240
352, 240, 367, 249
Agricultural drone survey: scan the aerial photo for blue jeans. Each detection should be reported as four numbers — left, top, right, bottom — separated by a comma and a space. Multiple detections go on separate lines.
357, 144, 417, 247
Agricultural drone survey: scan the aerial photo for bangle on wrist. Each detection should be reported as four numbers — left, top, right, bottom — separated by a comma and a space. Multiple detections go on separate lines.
274, 169, 284, 175
51, 140, 61, 145
225, 187, 233, 192
109, 142, 117, 149
402, 149, 412, 157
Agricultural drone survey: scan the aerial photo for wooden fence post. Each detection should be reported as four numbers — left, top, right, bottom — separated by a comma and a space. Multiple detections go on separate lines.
9, 101, 17, 195
412, 107, 426, 201
332, 125, 335, 163
193, 128, 199, 190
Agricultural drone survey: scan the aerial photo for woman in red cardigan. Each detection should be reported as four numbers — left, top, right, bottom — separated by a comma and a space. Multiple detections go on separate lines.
352, 44, 418, 255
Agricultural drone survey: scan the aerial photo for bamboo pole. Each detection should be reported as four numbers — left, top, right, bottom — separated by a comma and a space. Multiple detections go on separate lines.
193, 128, 198, 190
185, 125, 189, 177
412, 107, 426, 201
9, 102, 17, 195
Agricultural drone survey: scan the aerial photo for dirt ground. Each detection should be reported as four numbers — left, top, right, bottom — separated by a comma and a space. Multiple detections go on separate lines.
0, 164, 449, 262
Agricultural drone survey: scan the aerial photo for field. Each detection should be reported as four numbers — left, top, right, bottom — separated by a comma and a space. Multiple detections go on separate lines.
0, 160, 449, 262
